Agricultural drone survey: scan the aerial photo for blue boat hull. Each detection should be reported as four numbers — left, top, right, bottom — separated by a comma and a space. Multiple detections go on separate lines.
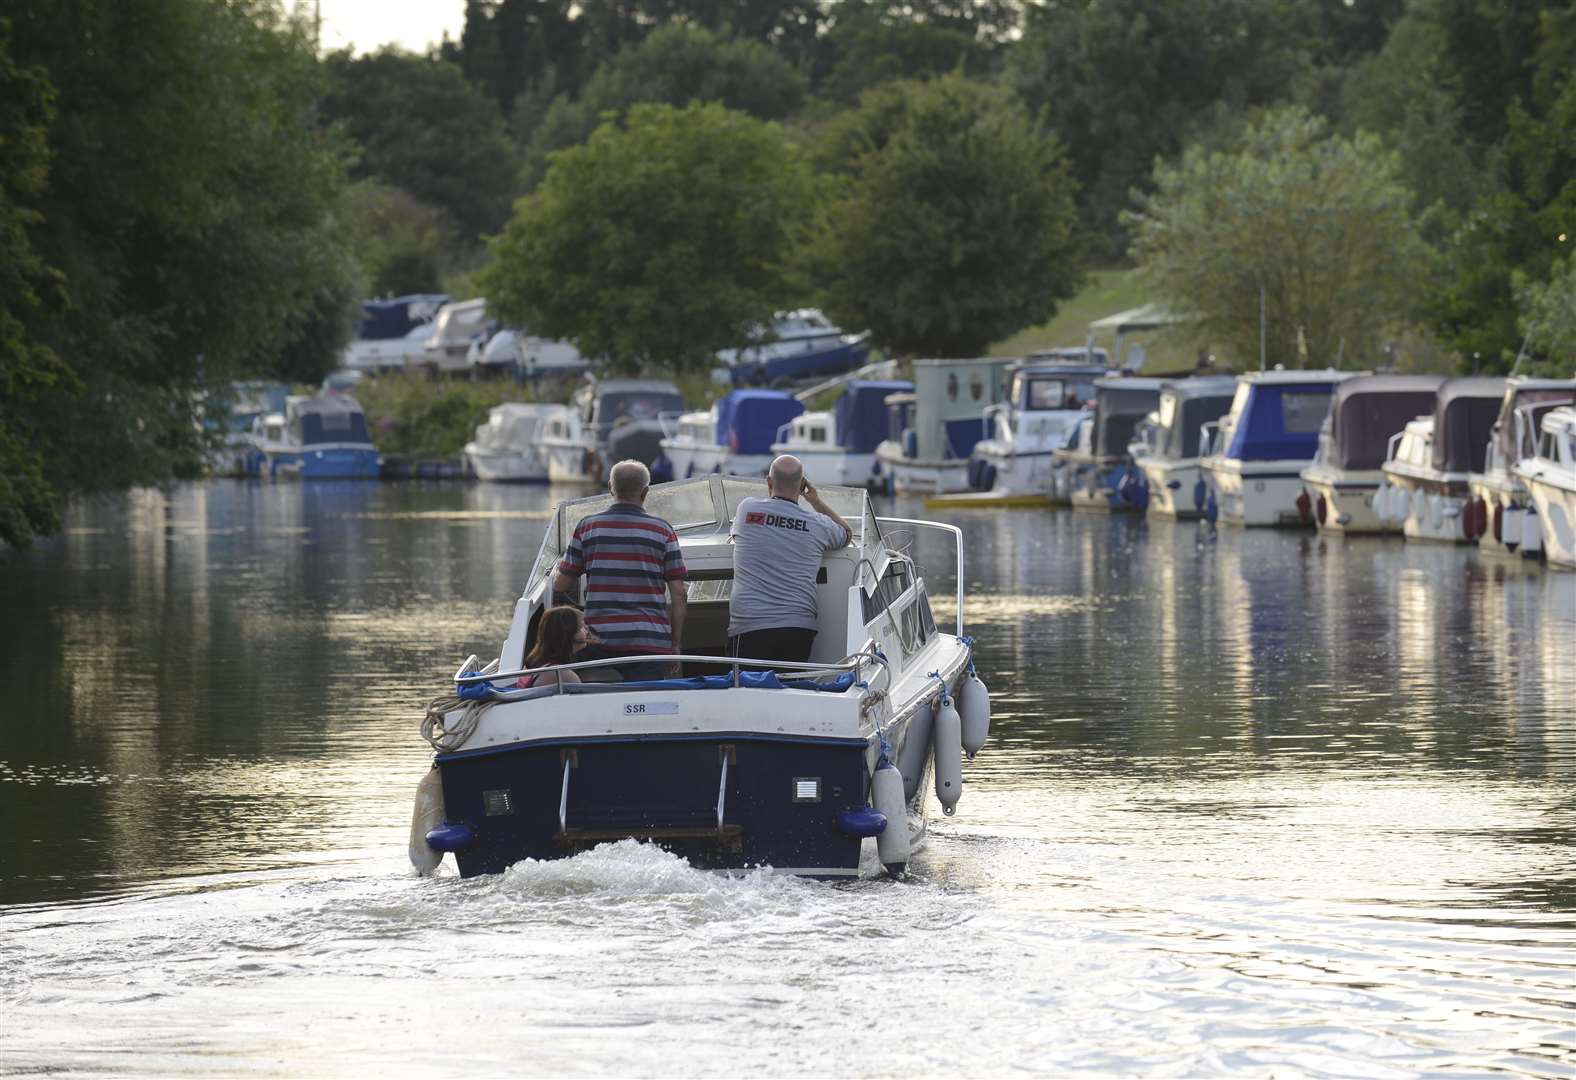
734, 340, 871, 386
435, 733, 881, 878
251, 447, 381, 479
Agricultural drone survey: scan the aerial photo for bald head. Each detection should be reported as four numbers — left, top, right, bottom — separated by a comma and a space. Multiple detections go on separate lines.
767, 455, 804, 498
609, 459, 650, 502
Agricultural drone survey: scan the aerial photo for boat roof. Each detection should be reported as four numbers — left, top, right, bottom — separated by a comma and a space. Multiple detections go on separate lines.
1436, 375, 1506, 407
288, 393, 365, 418
595, 378, 684, 395
1237, 368, 1359, 385
1094, 375, 1167, 392
1160, 375, 1238, 397
1012, 361, 1109, 377
1542, 405, 1576, 433
1331, 373, 1446, 404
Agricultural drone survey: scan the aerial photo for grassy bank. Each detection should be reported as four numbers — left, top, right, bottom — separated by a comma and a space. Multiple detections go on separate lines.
989, 268, 1198, 375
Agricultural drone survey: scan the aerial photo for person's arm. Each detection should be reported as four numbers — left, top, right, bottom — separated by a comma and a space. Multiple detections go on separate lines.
560, 668, 581, 685
667, 579, 687, 653
803, 479, 852, 548
552, 525, 585, 602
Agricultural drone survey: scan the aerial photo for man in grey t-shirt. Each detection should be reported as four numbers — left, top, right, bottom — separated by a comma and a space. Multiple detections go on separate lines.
728, 455, 853, 664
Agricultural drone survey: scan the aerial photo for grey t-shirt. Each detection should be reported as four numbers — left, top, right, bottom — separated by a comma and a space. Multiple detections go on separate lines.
728, 496, 851, 636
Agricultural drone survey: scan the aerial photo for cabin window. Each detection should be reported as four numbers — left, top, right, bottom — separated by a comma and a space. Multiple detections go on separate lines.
861, 559, 913, 624
1281, 391, 1332, 434
808, 427, 827, 444
1026, 379, 1065, 410
947, 373, 959, 401
1541, 432, 1557, 460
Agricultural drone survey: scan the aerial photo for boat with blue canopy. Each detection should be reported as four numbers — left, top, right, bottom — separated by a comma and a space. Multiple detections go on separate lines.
770, 379, 913, 489
657, 389, 805, 479
246, 394, 380, 479
409, 475, 992, 880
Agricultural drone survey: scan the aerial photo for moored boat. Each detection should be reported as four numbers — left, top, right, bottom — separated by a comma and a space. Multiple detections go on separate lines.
1199, 369, 1355, 527
1465, 378, 1576, 557
1512, 405, 1576, 568
1128, 375, 1237, 519
874, 358, 1012, 494
657, 389, 804, 479
1303, 374, 1444, 535
967, 357, 1107, 495
409, 475, 991, 879
770, 379, 912, 490
1052, 376, 1164, 511
715, 309, 871, 386
247, 394, 380, 479
541, 378, 687, 484
464, 403, 566, 483
1378, 377, 1504, 544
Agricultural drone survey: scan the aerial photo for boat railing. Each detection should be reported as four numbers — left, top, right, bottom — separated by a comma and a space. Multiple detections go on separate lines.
876, 517, 964, 636
1199, 420, 1220, 458
454, 638, 889, 694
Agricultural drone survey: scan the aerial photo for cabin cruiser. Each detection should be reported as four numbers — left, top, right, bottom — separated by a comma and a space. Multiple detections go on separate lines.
342, 293, 447, 373
409, 476, 991, 879
1464, 378, 1576, 557
208, 381, 288, 477
1045, 415, 1091, 505
540, 378, 686, 484
874, 358, 1012, 494
1302, 374, 1443, 534
475, 328, 590, 379
1199, 369, 1354, 526
420, 298, 494, 373
246, 394, 380, 479
966, 359, 1107, 494
1513, 406, 1576, 569
770, 380, 912, 490
1377, 377, 1504, 543
1050, 377, 1164, 511
657, 389, 804, 479
464, 403, 570, 483
1126, 376, 1236, 518
715, 309, 871, 386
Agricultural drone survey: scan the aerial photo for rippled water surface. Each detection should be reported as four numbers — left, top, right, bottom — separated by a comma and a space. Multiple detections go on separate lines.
2, 481, 1573, 1077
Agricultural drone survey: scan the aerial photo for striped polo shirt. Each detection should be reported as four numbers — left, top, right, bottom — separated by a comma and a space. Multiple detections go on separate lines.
557, 502, 687, 655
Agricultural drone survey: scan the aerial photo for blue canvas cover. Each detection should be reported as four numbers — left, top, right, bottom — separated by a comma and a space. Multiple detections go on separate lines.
1225, 382, 1337, 461
835, 381, 912, 452
714, 390, 804, 454
358, 294, 448, 340
297, 397, 373, 446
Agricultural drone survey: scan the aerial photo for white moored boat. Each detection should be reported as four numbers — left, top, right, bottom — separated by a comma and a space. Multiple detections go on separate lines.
1378, 377, 1504, 544
656, 389, 803, 480
1303, 374, 1443, 534
1127, 375, 1237, 518
464, 403, 567, 483
1465, 378, 1576, 557
1050, 376, 1164, 511
409, 476, 990, 880
874, 358, 1012, 494
770, 379, 912, 490
1199, 369, 1355, 527
966, 357, 1107, 494
540, 379, 687, 484
1513, 405, 1576, 568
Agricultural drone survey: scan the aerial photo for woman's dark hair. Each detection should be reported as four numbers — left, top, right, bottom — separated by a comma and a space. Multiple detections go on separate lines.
527, 606, 582, 669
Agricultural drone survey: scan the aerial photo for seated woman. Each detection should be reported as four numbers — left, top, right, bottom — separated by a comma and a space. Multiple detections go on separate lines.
517, 606, 593, 689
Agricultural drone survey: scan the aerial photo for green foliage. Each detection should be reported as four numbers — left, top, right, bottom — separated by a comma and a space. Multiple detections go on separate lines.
482, 102, 815, 374
801, 74, 1082, 358
322, 47, 521, 242
519, 23, 807, 189
354, 370, 544, 460
1515, 254, 1576, 372
2, 0, 356, 547
343, 180, 458, 296
809, 1, 997, 107
1126, 106, 1431, 369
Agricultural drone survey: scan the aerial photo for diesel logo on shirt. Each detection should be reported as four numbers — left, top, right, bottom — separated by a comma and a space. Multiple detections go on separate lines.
745, 511, 809, 532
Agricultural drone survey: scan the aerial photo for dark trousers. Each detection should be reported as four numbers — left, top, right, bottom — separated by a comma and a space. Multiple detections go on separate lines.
729, 627, 817, 665
577, 643, 673, 682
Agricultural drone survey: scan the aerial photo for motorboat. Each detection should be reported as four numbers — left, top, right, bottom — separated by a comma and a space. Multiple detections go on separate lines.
464, 403, 569, 483
1377, 376, 1505, 543
1199, 369, 1356, 526
1464, 378, 1576, 557
420, 298, 494, 374
1045, 414, 1092, 505
1049, 376, 1164, 511
342, 293, 447, 373
1126, 375, 1236, 518
966, 358, 1108, 494
208, 381, 288, 477
476, 328, 589, 379
246, 394, 380, 479
656, 389, 804, 479
409, 475, 991, 879
1302, 374, 1444, 534
1514, 406, 1576, 568
540, 378, 687, 484
770, 379, 912, 490
874, 357, 1013, 494
715, 309, 871, 386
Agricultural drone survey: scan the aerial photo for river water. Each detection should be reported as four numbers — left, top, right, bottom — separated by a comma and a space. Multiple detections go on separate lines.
1, 481, 1572, 1077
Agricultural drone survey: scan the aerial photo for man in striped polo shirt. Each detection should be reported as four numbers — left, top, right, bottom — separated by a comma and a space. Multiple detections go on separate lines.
552, 460, 687, 681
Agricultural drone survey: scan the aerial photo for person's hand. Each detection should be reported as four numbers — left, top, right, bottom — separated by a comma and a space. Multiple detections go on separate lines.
666, 661, 683, 678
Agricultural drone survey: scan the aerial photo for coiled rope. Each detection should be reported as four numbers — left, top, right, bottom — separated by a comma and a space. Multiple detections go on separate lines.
420, 657, 500, 752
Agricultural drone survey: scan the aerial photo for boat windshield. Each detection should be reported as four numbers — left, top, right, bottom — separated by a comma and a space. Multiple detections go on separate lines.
528, 476, 873, 589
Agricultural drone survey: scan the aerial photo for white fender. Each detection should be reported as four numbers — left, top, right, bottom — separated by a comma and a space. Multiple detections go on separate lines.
932, 695, 963, 815
1373, 484, 1388, 524
959, 671, 991, 759
1392, 486, 1409, 523
1522, 505, 1543, 554
409, 766, 445, 875
871, 759, 909, 875
1503, 505, 1524, 551
1429, 492, 1443, 530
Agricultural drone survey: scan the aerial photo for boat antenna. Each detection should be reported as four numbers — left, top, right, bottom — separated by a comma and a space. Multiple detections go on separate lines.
1258, 280, 1266, 373
1509, 327, 1533, 377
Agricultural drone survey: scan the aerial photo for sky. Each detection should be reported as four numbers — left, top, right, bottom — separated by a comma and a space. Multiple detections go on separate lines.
312, 0, 468, 55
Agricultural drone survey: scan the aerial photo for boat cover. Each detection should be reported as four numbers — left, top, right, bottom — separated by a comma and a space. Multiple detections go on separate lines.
835, 381, 912, 452
1330, 374, 1443, 470
714, 389, 804, 453
358, 294, 447, 340
1225, 381, 1339, 461
1493, 381, 1576, 464
1093, 381, 1163, 457
295, 395, 373, 446
1155, 380, 1236, 459
1431, 377, 1506, 474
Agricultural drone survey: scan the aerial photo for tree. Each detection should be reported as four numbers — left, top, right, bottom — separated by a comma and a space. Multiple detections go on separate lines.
800, 74, 1082, 358
809, 0, 997, 106
482, 102, 815, 373
3, 0, 355, 546
519, 23, 808, 189
343, 181, 459, 296
1515, 254, 1576, 372
321, 47, 521, 242
1126, 107, 1430, 368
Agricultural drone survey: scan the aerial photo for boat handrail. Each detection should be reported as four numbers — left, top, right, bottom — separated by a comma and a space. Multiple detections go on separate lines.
1385, 430, 1405, 462
1199, 420, 1220, 458
455, 639, 887, 691
876, 516, 964, 636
